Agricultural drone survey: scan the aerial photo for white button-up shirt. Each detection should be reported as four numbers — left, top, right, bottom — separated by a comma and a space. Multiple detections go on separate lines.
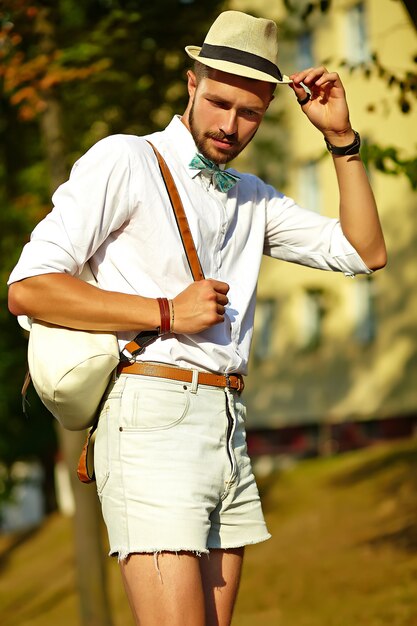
8, 116, 371, 375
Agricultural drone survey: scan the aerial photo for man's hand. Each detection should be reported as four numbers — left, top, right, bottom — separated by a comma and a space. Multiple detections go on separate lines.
289, 66, 355, 146
172, 279, 230, 334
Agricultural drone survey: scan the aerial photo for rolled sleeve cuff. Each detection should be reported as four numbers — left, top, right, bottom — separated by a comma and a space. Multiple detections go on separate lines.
7, 240, 79, 285
330, 223, 372, 277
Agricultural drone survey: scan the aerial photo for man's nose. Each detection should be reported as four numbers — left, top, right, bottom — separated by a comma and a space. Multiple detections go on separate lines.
219, 111, 238, 136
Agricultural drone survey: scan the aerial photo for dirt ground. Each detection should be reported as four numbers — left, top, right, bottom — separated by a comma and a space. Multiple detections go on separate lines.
1, 438, 417, 626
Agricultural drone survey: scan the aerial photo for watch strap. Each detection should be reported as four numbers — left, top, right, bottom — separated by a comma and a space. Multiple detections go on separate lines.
325, 130, 361, 156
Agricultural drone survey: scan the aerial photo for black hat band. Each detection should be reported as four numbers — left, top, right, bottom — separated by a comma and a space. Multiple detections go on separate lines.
198, 43, 283, 82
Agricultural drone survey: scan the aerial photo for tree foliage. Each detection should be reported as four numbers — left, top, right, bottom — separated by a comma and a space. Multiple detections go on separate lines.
279, 0, 417, 190
0, 0, 223, 497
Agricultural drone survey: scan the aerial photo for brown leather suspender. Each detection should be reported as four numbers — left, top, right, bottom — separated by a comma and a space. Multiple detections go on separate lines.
148, 142, 204, 282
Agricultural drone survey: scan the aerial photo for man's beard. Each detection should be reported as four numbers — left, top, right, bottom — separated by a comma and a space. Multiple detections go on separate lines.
189, 102, 244, 164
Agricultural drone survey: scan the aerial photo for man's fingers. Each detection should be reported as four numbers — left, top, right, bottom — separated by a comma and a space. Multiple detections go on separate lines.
207, 278, 230, 295
215, 292, 229, 306
205, 278, 230, 305
293, 66, 329, 83
288, 81, 309, 101
290, 67, 341, 90
290, 67, 315, 85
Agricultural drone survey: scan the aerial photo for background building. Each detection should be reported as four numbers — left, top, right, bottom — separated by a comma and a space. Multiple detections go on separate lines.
230, 0, 417, 453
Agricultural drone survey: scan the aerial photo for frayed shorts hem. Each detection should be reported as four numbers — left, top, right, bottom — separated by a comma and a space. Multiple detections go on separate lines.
111, 533, 271, 561
212, 532, 272, 550
112, 547, 209, 561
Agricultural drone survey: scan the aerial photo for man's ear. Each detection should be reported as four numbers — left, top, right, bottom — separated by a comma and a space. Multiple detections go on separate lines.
187, 70, 197, 99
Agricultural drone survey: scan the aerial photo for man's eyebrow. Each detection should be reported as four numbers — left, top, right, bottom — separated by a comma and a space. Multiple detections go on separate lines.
204, 92, 264, 112
204, 91, 230, 102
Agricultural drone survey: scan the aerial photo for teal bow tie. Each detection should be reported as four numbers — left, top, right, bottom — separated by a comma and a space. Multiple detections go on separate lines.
189, 153, 240, 192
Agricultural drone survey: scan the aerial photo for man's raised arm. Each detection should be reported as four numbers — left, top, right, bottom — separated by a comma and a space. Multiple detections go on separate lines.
290, 66, 387, 271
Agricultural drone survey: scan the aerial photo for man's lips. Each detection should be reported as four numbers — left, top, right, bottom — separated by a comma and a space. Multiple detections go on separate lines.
210, 136, 237, 150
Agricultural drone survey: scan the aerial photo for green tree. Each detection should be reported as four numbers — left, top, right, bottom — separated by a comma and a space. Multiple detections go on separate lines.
1, 1, 224, 624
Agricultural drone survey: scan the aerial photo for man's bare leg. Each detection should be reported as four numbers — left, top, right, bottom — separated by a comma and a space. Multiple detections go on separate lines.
120, 551, 206, 626
200, 547, 244, 626
120, 548, 244, 626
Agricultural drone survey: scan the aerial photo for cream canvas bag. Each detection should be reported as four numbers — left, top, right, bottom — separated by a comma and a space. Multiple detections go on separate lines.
21, 263, 120, 431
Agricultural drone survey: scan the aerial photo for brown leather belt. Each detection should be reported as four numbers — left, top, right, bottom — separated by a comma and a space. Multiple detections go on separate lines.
118, 361, 244, 393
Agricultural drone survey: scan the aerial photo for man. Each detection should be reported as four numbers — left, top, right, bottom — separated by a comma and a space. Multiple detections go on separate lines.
8, 10, 386, 626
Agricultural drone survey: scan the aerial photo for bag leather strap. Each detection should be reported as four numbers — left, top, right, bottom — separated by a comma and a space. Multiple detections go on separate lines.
77, 420, 97, 483
120, 141, 205, 361
148, 142, 204, 282
77, 141, 204, 484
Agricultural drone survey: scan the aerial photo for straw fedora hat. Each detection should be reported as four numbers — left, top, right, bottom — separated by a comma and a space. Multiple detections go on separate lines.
185, 11, 291, 84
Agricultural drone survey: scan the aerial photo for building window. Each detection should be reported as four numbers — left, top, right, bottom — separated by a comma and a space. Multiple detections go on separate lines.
354, 276, 376, 343
298, 160, 321, 213
345, 2, 371, 65
298, 31, 314, 69
300, 289, 326, 351
253, 299, 276, 361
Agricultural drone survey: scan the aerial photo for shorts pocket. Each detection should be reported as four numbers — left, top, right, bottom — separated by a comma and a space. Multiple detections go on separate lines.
119, 378, 190, 431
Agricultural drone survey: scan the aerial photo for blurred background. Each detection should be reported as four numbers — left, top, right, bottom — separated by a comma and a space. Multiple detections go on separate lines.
0, 1, 416, 625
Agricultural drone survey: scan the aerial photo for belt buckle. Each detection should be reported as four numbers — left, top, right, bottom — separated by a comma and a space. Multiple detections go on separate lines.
225, 373, 243, 393
229, 374, 244, 394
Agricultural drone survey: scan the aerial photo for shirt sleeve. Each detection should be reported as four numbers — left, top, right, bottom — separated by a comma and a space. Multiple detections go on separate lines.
8, 135, 134, 284
262, 182, 372, 277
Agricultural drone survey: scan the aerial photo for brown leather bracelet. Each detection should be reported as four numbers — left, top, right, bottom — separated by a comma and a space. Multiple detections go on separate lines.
157, 297, 170, 334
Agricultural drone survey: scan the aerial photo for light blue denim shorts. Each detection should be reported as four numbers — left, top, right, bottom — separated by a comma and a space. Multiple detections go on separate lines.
94, 372, 271, 559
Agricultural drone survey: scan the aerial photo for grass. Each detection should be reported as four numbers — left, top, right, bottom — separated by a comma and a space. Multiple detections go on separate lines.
1, 438, 417, 625
236, 439, 417, 626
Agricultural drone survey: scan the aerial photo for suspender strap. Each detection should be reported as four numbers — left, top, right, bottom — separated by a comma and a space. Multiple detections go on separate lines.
147, 141, 205, 282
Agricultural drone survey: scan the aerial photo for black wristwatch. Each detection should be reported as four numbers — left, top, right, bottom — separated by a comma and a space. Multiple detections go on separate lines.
324, 130, 361, 156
